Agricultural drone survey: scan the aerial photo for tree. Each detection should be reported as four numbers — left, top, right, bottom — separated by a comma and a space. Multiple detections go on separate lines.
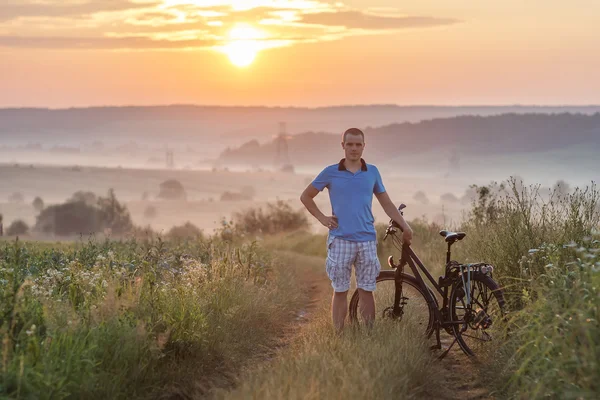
32, 196, 44, 212
6, 220, 29, 236
157, 179, 186, 200
34, 189, 133, 236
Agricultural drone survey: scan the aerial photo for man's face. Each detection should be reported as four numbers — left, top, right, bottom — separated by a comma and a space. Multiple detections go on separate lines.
341, 133, 365, 161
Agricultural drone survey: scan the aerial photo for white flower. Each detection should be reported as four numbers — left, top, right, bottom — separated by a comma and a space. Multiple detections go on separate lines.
25, 324, 36, 336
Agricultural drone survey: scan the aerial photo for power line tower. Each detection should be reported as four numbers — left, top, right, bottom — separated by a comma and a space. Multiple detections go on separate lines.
166, 148, 174, 169
274, 122, 294, 173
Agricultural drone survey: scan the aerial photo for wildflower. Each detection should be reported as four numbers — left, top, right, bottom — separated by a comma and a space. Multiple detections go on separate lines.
25, 324, 36, 336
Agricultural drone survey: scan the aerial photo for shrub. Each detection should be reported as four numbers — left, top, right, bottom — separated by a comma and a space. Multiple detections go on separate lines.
70, 191, 97, 206
32, 196, 44, 212
6, 220, 29, 236
233, 200, 309, 235
158, 179, 186, 200
166, 222, 203, 240
34, 189, 133, 236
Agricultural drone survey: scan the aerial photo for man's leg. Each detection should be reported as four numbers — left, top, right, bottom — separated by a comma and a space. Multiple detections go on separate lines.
332, 290, 348, 332
358, 288, 375, 327
355, 240, 381, 327
325, 237, 355, 332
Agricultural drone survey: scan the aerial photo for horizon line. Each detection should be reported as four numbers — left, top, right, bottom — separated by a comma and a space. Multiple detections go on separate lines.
2, 103, 600, 111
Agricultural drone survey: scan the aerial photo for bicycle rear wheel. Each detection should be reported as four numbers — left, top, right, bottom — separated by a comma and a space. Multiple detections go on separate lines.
449, 272, 506, 356
349, 271, 435, 336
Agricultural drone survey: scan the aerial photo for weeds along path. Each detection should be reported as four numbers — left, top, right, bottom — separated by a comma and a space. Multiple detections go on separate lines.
213, 247, 494, 400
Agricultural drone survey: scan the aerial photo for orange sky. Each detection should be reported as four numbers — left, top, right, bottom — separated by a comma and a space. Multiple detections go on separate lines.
1, 0, 599, 107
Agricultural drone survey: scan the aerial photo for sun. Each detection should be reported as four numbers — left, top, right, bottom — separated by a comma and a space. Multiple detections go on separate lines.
223, 41, 258, 68
222, 24, 265, 68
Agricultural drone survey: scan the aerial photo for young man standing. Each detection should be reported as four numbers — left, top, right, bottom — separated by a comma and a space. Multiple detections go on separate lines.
300, 128, 413, 331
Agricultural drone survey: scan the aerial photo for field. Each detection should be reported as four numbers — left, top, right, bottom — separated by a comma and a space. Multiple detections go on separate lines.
1, 165, 599, 399
0, 163, 473, 236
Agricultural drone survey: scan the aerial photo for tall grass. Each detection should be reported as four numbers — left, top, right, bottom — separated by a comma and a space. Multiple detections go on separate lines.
454, 178, 600, 399
456, 178, 599, 297
0, 236, 306, 399
499, 242, 600, 398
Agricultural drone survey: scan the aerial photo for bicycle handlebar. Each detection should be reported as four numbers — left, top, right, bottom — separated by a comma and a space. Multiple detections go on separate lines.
383, 203, 406, 241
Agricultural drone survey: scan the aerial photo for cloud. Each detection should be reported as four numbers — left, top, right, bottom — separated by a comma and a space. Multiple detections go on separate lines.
300, 11, 458, 30
0, 0, 160, 22
0, 35, 215, 49
0, 1, 460, 50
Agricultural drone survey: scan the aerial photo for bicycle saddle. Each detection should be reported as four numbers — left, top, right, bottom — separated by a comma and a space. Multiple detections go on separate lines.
439, 230, 467, 243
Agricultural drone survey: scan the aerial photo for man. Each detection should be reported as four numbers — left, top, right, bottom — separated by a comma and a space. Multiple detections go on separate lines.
300, 128, 413, 331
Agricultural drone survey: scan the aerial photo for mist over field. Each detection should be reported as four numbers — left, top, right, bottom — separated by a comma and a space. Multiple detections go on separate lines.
1, 105, 599, 236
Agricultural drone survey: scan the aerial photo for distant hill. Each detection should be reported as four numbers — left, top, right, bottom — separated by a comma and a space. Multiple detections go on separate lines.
2, 105, 600, 147
218, 113, 600, 167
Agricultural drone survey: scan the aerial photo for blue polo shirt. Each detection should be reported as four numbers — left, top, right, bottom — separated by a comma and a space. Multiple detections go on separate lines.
311, 158, 386, 242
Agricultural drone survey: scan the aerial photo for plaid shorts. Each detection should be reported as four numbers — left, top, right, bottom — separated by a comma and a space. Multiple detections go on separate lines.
325, 235, 380, 292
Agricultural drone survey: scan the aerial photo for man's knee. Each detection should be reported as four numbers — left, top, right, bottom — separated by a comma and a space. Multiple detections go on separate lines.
357, 288, 374, 297
333, 290, 348, 298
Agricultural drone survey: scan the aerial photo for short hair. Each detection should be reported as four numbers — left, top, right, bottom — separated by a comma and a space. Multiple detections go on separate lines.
342, 128, 364, 143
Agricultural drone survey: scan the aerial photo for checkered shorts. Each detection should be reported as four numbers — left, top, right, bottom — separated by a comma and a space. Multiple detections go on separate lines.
325, 235, 380, 292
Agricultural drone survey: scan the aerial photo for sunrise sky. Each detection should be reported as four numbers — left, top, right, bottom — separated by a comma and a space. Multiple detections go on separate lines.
1, 0, 599, 108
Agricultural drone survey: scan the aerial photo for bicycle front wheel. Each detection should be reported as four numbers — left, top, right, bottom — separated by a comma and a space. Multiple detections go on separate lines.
349, 271, 435, 336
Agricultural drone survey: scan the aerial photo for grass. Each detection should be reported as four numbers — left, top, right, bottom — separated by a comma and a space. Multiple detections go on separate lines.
0, 236, 307, 399
214, 288, 436, 400
454, 178, 600, 399
1, 177, 598, 399
212, 229, 447, 400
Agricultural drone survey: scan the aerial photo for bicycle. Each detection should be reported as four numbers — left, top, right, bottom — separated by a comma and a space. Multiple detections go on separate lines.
349, 204, 506, 358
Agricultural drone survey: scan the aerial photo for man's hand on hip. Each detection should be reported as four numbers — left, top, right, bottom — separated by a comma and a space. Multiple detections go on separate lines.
319, 215, 338, 230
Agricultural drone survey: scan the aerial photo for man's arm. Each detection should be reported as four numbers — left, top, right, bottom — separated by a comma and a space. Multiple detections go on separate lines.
300, 185, 338, 229
375, 191, 413, 244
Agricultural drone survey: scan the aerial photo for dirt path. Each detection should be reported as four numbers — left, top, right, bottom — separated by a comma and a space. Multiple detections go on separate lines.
222, 249, 494, 399
435, 336, 494, 399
